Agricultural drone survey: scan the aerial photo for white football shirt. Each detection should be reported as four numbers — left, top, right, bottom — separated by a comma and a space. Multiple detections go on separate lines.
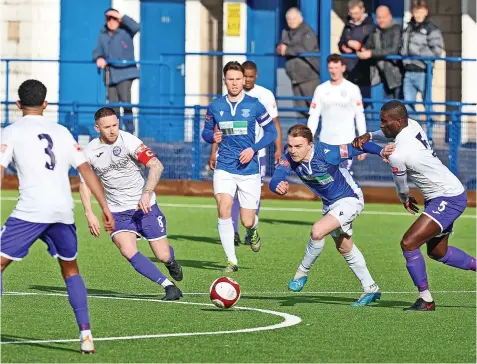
389, 118, 464, 200
244, 84, 278, 158
83, 130, 156, 212
0, 115, 87, 224
307, 79, 366, 144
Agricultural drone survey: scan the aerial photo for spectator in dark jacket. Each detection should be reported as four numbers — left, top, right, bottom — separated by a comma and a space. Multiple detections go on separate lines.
338, 0, 375, 100
277, 7, 320, 118
358, 5, 403, 99
93, 8, 140, 133
400, 0, 444, 111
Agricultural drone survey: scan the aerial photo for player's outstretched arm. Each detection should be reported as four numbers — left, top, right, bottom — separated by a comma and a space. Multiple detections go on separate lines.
77, 163, 115, 232
269, 156, 291, 195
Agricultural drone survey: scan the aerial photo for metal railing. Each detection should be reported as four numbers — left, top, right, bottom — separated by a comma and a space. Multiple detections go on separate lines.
1, 54, 476, 189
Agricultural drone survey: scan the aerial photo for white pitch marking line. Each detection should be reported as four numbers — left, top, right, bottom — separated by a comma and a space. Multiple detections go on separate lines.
1, 197, 475, 219
0, 292, 302, 345
4, 290, 476, 297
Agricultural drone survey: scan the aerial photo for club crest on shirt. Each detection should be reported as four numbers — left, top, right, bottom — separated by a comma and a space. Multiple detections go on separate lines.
241, 109, 250, 117
220, 111, 224, 116
340, 89, 347, 97
113, 146, 121, 156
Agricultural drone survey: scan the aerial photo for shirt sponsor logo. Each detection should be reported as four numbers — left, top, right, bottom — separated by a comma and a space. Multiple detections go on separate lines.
218, 121, 248, 136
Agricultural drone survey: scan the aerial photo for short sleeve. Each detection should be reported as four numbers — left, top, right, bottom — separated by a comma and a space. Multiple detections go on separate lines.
0, 126, 14, 168
255, 101, 272, 127
65, 131, 88, 169
121, 131, 143, 159
263, 90, 278, 119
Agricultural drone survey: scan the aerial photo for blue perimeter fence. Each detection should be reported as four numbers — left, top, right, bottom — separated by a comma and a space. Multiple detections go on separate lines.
1, 53, 476, 190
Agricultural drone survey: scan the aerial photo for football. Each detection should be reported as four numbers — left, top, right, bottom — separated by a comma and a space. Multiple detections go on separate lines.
209, 276, 241, 309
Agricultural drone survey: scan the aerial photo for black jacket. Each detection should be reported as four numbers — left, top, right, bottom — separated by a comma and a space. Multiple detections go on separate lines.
338, 14, 375, 85
365, 21, 403, 89
280, 22, 320, 84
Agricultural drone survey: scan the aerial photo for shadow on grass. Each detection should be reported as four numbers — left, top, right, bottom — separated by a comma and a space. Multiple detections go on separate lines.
1, 334, 79, 353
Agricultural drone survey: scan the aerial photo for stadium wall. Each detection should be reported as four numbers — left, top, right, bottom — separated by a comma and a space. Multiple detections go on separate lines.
1, 175, 476, 207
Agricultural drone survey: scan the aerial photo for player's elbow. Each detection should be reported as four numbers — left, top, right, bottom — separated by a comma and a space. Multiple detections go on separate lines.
201, 129, 214, 144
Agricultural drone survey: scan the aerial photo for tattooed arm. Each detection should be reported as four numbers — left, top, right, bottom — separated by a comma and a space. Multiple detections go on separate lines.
132, 141, 165, 213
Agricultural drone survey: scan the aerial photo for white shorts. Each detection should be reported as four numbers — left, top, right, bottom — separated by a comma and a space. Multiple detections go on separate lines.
322, 196, 364, 237
213, 169, 261, 210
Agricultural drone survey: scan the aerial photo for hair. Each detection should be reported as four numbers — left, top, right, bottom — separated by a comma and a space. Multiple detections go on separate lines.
223, 61, 244, 77
242, 61, 257, 71
348, 0, 364, 9
285, 7, 302, 18
104, 8, 119, 15
380, 100, 408, 120
94, 107, 117, 121
411, 0, 428, 10
327, 53, 344, 65
18, 79, 47, 107
287, 124, 313, 144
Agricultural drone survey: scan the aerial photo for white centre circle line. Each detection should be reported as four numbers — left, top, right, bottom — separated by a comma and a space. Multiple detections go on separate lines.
1, 292, 302, 345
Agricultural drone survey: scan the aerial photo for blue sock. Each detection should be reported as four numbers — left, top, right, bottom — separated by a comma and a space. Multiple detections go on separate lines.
129, 252, 168, 285
65, 274, 90, 331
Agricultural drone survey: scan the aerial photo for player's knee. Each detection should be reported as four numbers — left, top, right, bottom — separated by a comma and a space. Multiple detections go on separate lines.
241, 218, 254, 229
310, 228, 326, 241
400, 235, 416, 251
59, 260, 80, 279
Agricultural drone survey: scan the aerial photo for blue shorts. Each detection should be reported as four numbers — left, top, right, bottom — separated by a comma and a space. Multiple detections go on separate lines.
423, 192, 467, 235
0, 217, 78, 261
111, 204, 167, 241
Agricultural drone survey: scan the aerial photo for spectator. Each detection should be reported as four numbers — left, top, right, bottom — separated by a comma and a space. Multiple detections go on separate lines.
358, 5, 403, 99
338, 0, 375, 100
276, 7, 320, 118
93, 8, 140, 134
400, 0, 444, 111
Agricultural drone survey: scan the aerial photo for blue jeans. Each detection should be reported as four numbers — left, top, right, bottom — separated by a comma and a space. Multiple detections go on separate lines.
403, 71, 427, 111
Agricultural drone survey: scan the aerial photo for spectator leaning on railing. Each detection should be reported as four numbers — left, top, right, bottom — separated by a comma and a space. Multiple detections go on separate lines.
338, 0, 375, 101
276, 7, 320, 118
93, 8, 140, 134
400, 0, 444, 111
357, 5, 403, 99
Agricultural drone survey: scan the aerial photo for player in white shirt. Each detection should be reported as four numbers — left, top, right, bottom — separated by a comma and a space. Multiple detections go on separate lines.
0, 80, 115, 354
79, 107, 183, 301
307, 54, 367, 173
353, 100, 476, 311
208, 61, 283, 246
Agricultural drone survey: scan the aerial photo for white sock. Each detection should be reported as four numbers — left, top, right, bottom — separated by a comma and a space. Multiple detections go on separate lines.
342, 244, 375, 289
297, 238, 325, 278
419, 289, 433, 302
80, 330, 92, 340
161, 278, 173, 288
246, 215, 259, 236
218, 218, 238, 265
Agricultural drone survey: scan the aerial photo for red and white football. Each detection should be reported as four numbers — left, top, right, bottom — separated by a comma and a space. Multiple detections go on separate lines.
209, 276, 241, 309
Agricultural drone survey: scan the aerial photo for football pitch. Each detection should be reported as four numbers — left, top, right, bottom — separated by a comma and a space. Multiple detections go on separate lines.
1, 190, 476, 363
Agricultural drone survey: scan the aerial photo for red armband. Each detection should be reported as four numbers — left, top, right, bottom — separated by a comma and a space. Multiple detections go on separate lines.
136, 144, 155, 165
